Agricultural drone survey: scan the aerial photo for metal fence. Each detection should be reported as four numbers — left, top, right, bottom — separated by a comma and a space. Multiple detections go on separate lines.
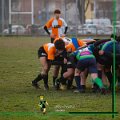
0, 0, 120, 36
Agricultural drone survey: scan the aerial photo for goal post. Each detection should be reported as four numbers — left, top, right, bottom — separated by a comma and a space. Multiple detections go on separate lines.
9, 0, 34, 25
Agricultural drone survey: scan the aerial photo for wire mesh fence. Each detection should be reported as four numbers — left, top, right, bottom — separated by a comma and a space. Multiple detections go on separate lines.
0, 0, 120, 36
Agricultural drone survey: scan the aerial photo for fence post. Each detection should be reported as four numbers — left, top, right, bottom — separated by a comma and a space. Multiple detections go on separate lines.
2, 0, 5, 35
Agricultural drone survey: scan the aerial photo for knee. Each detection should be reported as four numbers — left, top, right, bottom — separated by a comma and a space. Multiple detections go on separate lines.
43, 65, 49, 73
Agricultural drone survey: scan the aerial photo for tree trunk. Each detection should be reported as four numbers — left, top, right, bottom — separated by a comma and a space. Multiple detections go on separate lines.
77, 0, 89, 25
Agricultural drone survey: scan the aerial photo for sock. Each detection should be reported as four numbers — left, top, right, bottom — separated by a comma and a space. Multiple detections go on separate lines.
93, 83, 99, 89
53, 76, 57, 86
74, 76, 81, 90
67, 79, 73, 89
60, 76, 67, 85
43, 74, 48, 85
61, 64, 67, 76
105, 71, 113, 88
32, 74, 43, 83
94, 70, 102, 90
93, 77, 104, 89
98, 70, 102, 79
56, 78, 60, 86
81, 85, 86, 89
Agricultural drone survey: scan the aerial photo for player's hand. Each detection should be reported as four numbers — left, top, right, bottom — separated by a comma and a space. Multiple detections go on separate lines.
50, 34, 55, 38
64, 58, 67, 64
99, 50, 104, 55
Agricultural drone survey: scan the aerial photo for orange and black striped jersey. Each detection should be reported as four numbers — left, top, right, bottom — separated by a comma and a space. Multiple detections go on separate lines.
45, 17, 67, 38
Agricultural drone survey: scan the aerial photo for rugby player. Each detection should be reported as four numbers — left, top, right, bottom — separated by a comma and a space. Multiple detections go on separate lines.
44, 9, 68, 43
32, 39, 66, 90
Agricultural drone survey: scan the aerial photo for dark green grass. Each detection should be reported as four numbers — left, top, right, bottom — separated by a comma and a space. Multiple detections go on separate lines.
0, 37, 120, 120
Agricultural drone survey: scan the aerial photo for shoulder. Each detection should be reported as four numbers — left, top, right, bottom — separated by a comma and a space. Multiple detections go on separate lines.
59, 18, 66, 22
48, 17, 55, 22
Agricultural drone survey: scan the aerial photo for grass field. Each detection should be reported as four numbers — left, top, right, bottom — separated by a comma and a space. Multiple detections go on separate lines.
0, 36, 120, 120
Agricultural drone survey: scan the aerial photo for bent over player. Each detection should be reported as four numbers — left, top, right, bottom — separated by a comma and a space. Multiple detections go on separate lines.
32, 39, 66, 90
69, 46, 106, 94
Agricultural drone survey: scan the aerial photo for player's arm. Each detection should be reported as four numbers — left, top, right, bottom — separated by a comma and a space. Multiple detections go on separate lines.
44, 18, 54, 35
81, 39, 96, 43
64, 26, 68, 34
94, 39, 111, 47
69, 51, 78, 68
44, 26, 50, 35
38, 104, 42, 108
62, 18, 68, 35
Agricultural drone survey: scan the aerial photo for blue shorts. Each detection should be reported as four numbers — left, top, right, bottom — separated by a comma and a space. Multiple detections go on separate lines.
76, 58, 97, 73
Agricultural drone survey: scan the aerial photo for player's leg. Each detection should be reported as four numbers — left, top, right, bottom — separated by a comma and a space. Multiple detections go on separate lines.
40, 57, 51, 90
55, 60, 74, 90
104, 65, 113, 90
32, 47, 49, 89
64, 60, 75, 89
52, 55, 65, 88
74, 60, 86, 93
65, 68, 75, 89
74, 68, 81, 92
102, 70, 108, 86
117, 65, 120, 89
92, 63, 103, 92
43, 108, 46, 114
67, 75, 75, 89
80, 69, 88, 91
89, 58, 106, 94
53, 65, 60, 87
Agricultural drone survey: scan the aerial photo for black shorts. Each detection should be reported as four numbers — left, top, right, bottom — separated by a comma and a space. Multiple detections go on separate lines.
76, 58, 97, 73
38, 47, 47, 58
67, 61, 75, 68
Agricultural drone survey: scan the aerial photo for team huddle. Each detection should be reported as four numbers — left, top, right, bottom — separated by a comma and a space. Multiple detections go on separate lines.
32, 9, 120, 94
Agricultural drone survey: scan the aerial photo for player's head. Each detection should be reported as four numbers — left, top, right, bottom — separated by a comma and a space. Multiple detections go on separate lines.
54, 9, 61, 19
110, 34, 117, 40
40, 96, 44, 100
54, 38, 65, 51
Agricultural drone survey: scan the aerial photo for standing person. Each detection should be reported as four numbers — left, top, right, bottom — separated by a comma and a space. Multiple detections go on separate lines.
44, 9, 68, 43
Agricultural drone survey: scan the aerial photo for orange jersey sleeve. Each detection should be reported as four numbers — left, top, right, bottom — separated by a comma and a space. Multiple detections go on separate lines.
45, 18, 54, 28
77, 39, 86, 47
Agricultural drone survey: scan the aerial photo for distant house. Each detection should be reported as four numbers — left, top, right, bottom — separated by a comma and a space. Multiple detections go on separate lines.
95, 0, 113, 21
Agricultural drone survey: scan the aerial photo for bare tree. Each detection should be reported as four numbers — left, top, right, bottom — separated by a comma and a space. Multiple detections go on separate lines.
77, 0, 90, 24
